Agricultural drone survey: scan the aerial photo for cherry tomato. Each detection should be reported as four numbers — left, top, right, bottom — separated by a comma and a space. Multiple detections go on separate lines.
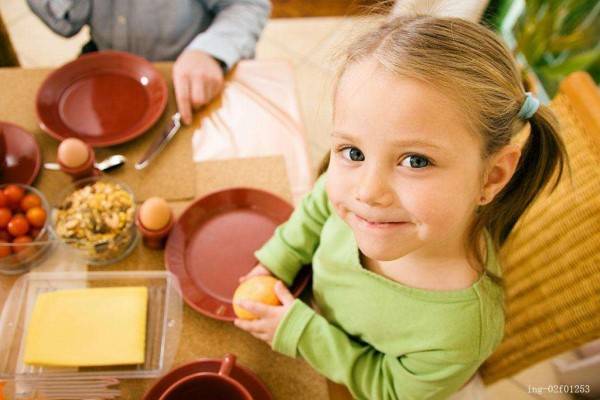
0, 230, 11, 241
29, 228, 42, 240
0, 240, 12, 258
3, 185, 25, 208
20, 194, 42, 211
26, 207, 46, 228
7, 214, 29, 237
0, 191, 8, 208
12, 235, 32, 254
0, 208, 12, 228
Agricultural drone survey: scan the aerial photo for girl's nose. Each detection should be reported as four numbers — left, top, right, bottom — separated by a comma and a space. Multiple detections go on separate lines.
355, 167, 394, 207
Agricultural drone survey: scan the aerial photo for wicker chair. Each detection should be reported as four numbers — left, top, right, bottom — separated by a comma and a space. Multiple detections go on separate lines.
480, 72, 600, 384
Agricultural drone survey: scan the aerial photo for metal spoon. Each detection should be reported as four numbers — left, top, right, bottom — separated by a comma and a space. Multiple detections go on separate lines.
44, 155, 127, 172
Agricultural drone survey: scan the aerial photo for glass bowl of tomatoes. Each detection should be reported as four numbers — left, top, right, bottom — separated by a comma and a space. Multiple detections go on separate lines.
0, 184, 54, 275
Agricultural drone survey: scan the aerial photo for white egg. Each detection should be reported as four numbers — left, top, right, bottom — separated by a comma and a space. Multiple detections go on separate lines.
58, 138, 89, 168
139, 197, 171, 230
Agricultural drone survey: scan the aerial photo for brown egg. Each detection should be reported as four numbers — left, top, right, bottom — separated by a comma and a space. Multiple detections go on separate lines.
57, 138, 90, 168
139, 197, 171, 231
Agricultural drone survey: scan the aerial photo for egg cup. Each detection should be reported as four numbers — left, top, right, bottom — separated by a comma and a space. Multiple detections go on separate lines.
135, 210, 174, 250
58, 142, 100, 180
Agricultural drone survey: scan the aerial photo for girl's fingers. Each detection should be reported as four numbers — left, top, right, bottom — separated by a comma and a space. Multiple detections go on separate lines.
238, 265, 271, 283
235, 300, 271, 318
274, 281, 295, 305
233, 318, 263, 333
252, 332, 270, 343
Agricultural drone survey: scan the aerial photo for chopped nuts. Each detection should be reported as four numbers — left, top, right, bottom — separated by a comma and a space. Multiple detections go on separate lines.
55, 181, 135, 262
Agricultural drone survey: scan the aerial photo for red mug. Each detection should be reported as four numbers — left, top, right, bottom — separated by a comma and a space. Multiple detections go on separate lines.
158, 354, 253, 400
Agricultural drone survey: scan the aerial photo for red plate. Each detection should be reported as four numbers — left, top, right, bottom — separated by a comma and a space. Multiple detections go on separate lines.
36, 50, 168, 147
0, 121, 41, 185
165, 188, 311, 321
142, 358, 273, 400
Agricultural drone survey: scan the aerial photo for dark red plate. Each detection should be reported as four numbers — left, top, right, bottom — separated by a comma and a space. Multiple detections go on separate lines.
0, 121, 41, 185
142, 358, 273, 400
36, 50, 168, 147
165, 188, 311, 321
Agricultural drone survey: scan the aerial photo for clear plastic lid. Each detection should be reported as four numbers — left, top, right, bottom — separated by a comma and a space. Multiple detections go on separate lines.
0, 270, 182, 381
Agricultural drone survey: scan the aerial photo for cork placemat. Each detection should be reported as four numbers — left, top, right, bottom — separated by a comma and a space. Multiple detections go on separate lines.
194, 156, 293, 201
99, 155, 293, 273
91, 156, 327, 399
0, 64, 195, 203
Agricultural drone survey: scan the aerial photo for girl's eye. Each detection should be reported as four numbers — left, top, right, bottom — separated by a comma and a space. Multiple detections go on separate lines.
400, 155, 431, 169
341, 147, 365, 162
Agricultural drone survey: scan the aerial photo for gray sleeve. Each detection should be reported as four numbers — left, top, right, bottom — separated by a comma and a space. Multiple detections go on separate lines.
27, 0, 91, 37
185, 0, 271, 71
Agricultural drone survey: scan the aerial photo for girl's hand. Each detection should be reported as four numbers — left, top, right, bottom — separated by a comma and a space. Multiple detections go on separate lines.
233, 280, 295, 346
238, 263, 272, 283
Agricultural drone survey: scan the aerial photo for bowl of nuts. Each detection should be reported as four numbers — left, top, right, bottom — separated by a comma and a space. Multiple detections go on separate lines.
53, 176, 138, 265
0, 184, 54, 275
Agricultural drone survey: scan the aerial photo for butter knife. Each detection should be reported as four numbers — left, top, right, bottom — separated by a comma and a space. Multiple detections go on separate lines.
135, 112, 182, 170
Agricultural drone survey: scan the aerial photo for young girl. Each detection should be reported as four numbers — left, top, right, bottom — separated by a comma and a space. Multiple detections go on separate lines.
234, 16, 567, 399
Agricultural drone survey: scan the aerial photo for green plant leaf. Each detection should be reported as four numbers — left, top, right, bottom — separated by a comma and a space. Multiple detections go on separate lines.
537, 48, 600, 78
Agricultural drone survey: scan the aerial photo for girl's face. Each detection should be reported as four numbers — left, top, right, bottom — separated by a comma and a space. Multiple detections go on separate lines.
327, 58, 486, 262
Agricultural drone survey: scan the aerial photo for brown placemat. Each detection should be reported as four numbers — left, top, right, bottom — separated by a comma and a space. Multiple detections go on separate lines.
99, 155, 292, 273
194, 156, 293, 201
0, 64, 195, 203
119, 306, 329, 400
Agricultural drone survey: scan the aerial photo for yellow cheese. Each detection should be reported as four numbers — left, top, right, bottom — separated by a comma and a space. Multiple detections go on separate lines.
24, 286, 148, 367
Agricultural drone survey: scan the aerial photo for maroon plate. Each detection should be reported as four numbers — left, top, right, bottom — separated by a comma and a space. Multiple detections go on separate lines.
142, 358, 273, 400
165, 188, 311, 321
36, 50, 168, 147
0, 122, 41, 185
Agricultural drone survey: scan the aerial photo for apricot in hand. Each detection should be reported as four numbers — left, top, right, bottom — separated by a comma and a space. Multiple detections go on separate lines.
233, 275, 282, 320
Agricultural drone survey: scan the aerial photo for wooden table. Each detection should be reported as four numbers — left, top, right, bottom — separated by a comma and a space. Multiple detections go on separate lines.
0, 62, 335, 400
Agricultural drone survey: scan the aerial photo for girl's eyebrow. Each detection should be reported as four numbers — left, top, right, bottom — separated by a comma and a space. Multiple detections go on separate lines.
391, 139, 444, 150
331, 131, 444, 150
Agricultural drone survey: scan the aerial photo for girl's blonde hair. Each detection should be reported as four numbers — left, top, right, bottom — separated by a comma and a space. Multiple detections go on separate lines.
319, 16, 569, 285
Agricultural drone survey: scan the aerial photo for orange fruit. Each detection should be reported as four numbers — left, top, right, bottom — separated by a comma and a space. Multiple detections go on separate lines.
233, 276, 281, 320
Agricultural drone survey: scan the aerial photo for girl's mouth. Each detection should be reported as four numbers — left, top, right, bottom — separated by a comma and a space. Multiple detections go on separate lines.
353, 213, 408, 230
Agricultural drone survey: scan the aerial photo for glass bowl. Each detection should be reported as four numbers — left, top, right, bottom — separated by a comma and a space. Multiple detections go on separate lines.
53, 176, 138, 265
0, 184, 55, 275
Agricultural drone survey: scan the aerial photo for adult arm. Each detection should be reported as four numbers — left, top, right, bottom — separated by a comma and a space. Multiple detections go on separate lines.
27, 0, 91, 37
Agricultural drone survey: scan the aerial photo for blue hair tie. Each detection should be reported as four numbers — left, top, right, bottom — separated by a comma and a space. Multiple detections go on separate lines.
518, 92, 540, 119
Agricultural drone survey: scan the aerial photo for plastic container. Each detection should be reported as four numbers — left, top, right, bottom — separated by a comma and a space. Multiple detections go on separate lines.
53, 176, 138, 265
0, 271, 182, 387
0, 184, 55, 275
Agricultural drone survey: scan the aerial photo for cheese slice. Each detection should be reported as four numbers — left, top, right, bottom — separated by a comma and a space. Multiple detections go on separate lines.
24, 286, 148, 367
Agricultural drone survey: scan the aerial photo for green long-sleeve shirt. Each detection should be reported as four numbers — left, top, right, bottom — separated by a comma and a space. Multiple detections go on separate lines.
255, 174, 505, 400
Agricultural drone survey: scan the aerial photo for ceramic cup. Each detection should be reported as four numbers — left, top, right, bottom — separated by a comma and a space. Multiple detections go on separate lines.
135, 209, 174, 250
58, 141, 99, 180
158, 354, 253, 400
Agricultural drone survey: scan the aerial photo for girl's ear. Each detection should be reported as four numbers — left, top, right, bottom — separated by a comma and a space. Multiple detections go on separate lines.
479, 144, 522, 205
